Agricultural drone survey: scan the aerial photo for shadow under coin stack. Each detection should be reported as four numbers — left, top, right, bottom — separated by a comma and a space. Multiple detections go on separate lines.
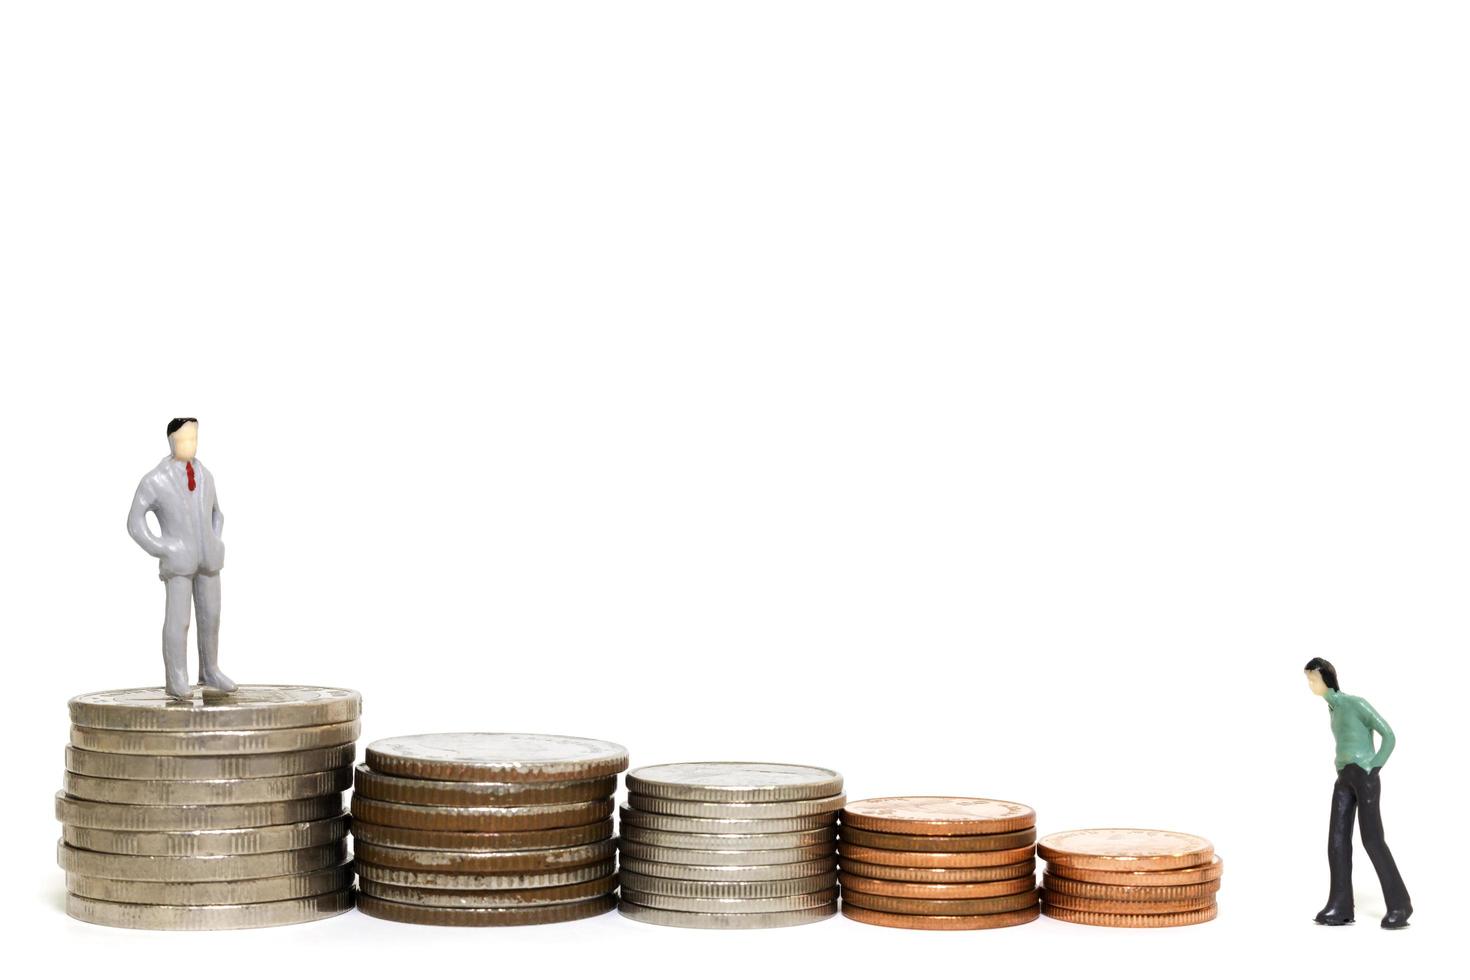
838, 796, 1040, 930
618, 762, 844, 929
351, 733, 626, 925
1038, 828, 1222, 927
56, 685, 360, 929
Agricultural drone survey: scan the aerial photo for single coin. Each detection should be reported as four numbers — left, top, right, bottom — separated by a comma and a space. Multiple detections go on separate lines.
62, 815, 348, 856
1039, 888, 1214, 915
359, 892, 616, 926
619, 900, 836, 929
62, 767, 352, 805
619, 825, 836, 851
618, 806, 836, 834
55, 792, 342, 830
837, 841, 1034, 868
70, 721, 361, 756
349, 818, 613, 852
625, 763, 843, 803
365, 733, 628, 783
355, 839, 615, 872
1038, 829, 1214, 871
839, 825, 1036, 853
65, 744, 355, 780
66, 890, 354, 930
626, 793, 846, 819
1042, 873, 1221, 903
354, 767, 615, 806
840, 872, 1035, 900
355, 858, 617, 890
841, 903, 1039, 931
358, 874, 617, 908
838, 857, 1035, 883
841, 797, 1035, 835
68, 686, 361, 731
620, 886, 839, 914
1042, 854, 1224, 886
617, 868, 838, 899
619, 856, 837, 882
842, 888, 1039, 916
66, 861, 353, 904
618, 841, 834, 866
1042, 902, 1219, 928
57, 840, 346, 881
351, 797, 612, 832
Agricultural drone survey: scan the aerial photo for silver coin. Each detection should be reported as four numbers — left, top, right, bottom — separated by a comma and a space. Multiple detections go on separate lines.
355, 839, 616, 872
618, 806, 837, 834
352, 796, 612, 832
618, 841, 835, 866
619, 899, 836, 929
349, 818, 614, 852
65, 744, 356, 780
619, 856, 838, 881
68, 686, 361, 732
63, 815, 349, 855
70, 721, 360, 756
66, 861, 354, 904
354, 766, 615, 806
63, 767, 352, 805
358, 892, 616, 926
356, 858, 617, 890
620, 886, 838, 914
617, 868, 839, 898
358, 873, 618, 908
66, 889, 353, 930
57, 839, 347, 881
618, 825, 837, 851
365, 733, 628, 782
56, 792, 343, 830
626, 763, 843, 803
626, 793, 846, 819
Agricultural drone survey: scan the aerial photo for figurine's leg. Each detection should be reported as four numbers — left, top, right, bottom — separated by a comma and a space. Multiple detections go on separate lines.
1353, 768, 1412, 929
193, 572, 236, 692
1315, 771, 1356, 924
161, 576, 193, 700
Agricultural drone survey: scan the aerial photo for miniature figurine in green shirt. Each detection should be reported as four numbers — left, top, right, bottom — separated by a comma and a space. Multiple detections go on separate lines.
1304, 658, 1412, 929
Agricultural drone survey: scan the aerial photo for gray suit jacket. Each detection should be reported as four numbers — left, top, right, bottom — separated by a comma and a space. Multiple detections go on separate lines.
127, 456, 225, 579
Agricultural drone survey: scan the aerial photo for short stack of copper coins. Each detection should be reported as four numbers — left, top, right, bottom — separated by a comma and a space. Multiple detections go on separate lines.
837, 796, 1039, 930
350, 733, 627, 926
1038, 829, 1222, 927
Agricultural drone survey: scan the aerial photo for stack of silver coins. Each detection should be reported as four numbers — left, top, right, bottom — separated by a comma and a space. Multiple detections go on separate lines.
618, 762, 844, 928
56, 686, 360, 929
351, 733, 627, 926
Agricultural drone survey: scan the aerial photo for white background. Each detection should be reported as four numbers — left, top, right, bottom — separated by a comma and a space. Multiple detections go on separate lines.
1, 2, 1465, 977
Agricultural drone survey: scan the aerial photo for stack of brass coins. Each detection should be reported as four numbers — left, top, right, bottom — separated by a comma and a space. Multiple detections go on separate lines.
837, 796, 1040, 930
1038, 829, 1222, 927
56, 686, 360, 929
351, 733, 627, 926
618, 762, 844, 929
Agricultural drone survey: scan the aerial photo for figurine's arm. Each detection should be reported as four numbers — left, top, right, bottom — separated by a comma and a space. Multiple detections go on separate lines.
1360, 698, 1396, 770
126, 479, 169, 557
211, 493, 224, 537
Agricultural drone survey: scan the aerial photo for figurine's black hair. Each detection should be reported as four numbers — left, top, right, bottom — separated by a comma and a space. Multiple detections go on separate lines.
167, 417, 198, 437
1303, 657, 1339, 691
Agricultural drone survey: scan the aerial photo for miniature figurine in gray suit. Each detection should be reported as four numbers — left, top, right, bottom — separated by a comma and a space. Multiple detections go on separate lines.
127, 418, 236, 700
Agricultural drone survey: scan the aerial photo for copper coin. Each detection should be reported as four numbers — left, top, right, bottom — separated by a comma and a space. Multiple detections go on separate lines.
358, 873, 617, 907
837, 841, 1034, 868
839, 873, 1035, 899
1042, 902, 1218, 928
349, 818, 613, 852
841, 903, 1040, 930
354, 766, 616, 806
364, 733, 628, 783
358, 892, 617, 925
1042, 873, 1221, 903
355, 858, 617, 890
350, 796, 612, 831
355, 839, 616, 872
1038, 829, 1213, 871
1043, 854, 1224, 886
841, 797, 1035, 835
839, 825, 1036, 853
843, 889, 1038, 916
1040, 888, 1214, 915
838, 857, 1034, 883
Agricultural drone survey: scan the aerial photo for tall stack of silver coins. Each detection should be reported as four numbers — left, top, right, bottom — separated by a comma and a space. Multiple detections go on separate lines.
618, 762, 844, 928
351, 733, 627, 926
56, 686, 360, 929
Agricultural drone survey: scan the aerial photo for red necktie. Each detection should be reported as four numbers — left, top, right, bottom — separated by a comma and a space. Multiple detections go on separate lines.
186, 462, 196, 492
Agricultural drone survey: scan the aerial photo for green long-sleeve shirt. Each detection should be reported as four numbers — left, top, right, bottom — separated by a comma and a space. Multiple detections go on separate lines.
1324, 689, 1396, 771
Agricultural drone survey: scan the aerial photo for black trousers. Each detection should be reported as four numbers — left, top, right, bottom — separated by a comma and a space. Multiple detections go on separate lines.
1326, 763, 1410, 911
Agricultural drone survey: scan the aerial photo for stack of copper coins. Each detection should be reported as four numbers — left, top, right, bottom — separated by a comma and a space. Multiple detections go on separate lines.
618, 762, 844, 928
56, 686, 360, 930
1038, 829, 1222, 927
837, 796, 1040, 930
351, 733, 627, 926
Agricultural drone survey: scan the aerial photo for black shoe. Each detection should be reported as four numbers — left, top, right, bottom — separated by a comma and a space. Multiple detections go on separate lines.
1381, 907, 1412, 930
1315, 905, 1354, 925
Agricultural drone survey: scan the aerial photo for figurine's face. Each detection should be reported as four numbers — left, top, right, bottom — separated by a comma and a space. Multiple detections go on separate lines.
170, 422, 198, 462
1305, 669, 1328, 697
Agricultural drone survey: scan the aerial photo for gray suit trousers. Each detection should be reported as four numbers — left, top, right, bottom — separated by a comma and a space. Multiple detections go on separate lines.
163, 573, 222, 694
